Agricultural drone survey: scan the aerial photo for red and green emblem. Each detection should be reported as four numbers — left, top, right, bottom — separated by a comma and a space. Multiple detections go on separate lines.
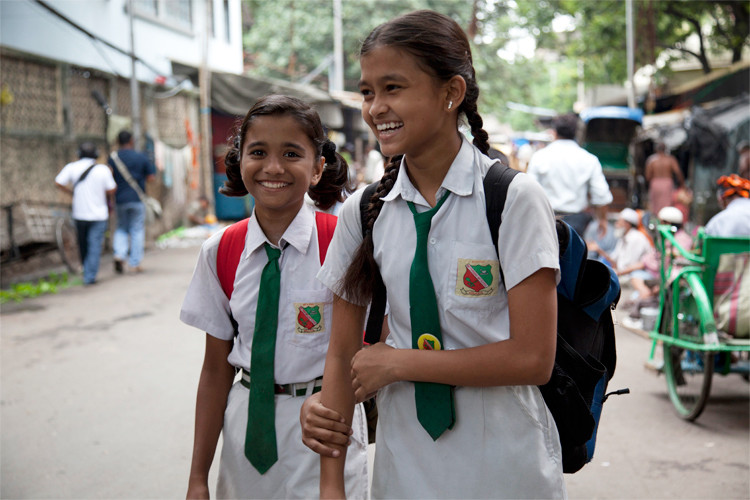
297, 305, 321, 331
463, 263, 493, 292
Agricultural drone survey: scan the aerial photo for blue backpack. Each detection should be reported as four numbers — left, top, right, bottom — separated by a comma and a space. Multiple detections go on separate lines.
361, 161, 627, 473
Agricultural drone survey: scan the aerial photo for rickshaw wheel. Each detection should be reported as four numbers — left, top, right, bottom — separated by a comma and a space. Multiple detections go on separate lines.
56, 218, 82, 274
663, 280, 713, 421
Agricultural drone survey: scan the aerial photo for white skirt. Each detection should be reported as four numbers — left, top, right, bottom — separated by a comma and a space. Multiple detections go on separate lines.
372, 382, 566, 499
217, 381, 369, 499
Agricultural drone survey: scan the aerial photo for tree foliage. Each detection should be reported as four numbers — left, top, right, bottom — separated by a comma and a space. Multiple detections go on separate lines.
241, 1, 748, 132
515, 0, 750, 86
242, 0, 576, 131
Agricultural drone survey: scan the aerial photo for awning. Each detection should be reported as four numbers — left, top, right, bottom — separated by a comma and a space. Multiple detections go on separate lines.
580, 106, 644, 124
172, 62, 343, 128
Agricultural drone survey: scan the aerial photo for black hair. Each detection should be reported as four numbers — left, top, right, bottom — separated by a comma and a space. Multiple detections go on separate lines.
220, 94, 352, 210
553, 113, 578, 140
341, 10, 488, 303
78, 142, 99, 159
117, 130, 133, 146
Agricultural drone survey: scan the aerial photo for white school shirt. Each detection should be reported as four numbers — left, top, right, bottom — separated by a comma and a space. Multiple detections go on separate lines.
318, 138, 566, 499
180, 202, 332, 385
527, 139, 613, 213
55, 158, 116, 221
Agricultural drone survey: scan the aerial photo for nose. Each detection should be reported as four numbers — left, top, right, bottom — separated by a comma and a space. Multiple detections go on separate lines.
264, 155, 285, 175
367, 94, 387, 120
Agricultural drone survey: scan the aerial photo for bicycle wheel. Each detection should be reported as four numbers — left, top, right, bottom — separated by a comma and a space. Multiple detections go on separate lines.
56, 217, 81, 274
663, 279, 713, 421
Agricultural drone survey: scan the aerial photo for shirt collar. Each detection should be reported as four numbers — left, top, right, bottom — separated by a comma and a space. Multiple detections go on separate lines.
245, 203, 314, 258
382, 136, 478, 205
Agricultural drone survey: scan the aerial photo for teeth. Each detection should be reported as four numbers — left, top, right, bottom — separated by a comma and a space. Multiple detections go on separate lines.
377, 121, 402, 131
260, 181, 288, 188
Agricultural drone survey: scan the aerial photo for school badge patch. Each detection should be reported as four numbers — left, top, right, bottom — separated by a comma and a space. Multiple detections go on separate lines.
294, 303, 325, 334
417, 333, 441, 350
455, 258, 499, 297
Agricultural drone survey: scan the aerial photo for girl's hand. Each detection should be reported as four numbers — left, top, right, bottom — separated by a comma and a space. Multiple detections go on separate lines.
186, 480, 210, 500
351, 343, 398, 403
300, 392, 352, 458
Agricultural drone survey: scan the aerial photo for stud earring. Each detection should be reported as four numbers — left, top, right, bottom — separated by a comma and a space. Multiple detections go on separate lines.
448, 101, 453, 110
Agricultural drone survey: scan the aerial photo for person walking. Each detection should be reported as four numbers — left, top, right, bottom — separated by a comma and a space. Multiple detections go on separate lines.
108, 130, 156, 274
645, 141, 684, 215
180, 95, 368, 499
55, 142, 116, 285
527, 113, 613, 236
302, 10, 564, 499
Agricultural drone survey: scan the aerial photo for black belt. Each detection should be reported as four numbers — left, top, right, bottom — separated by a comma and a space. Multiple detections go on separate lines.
240, 369, 322, 397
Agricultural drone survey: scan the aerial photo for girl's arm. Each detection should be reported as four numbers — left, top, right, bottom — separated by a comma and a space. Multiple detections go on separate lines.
319, 296, 367, 500
350, 268, 557, 400
300, 314, 389, 457
187, 334, 235, 500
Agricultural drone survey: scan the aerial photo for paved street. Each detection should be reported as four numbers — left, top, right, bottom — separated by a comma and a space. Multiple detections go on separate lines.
1, 243, 748, 499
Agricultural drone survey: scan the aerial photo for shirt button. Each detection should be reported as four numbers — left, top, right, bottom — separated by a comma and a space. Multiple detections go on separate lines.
430, 238, 436, 245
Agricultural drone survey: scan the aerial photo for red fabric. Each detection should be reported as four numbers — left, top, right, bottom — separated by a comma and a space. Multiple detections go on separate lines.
217, 213, 338, 299
217, 218, 250, 299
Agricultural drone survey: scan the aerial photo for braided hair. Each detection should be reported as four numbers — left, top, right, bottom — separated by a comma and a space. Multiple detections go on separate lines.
220, 94, 352, 209
340, 10, 489, 303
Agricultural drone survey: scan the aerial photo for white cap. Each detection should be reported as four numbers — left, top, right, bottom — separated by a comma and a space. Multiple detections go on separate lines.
658, 206, 683, 225
619, 208, 639, 226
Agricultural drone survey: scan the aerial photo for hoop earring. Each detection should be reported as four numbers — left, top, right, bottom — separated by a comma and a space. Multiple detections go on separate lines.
448, 101, 453, 110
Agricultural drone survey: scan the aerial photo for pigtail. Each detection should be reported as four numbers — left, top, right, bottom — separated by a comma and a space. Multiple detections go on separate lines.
340, 155, 402, 303
219, 129, 249, 197
308, 139, 354, 211
462, 77, 490, 156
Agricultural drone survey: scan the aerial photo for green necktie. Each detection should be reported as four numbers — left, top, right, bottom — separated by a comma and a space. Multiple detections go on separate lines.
407, 190, 455, 440
245, 243, 281, 474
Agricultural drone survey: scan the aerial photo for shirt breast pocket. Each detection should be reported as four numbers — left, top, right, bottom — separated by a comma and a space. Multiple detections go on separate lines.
443, 240, 503, 318
284, 288, 332, 352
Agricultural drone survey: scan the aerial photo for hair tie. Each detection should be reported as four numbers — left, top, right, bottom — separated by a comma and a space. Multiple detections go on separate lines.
322, 140, 337, 160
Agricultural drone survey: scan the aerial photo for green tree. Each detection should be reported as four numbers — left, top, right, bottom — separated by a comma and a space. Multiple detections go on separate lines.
515, 0, 750, 88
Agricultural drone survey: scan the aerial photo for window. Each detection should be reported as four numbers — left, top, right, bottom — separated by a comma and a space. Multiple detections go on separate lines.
132, 0, 193, 32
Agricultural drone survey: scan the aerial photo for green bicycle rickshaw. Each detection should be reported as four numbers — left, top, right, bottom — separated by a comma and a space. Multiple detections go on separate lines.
648, 224, 750, 420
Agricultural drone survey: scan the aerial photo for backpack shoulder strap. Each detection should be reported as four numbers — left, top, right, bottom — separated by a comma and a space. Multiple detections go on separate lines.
217, 218, 250, 299
483, 161, 520, 272
218, 213, 337, 300
360, 182, 387, 345
315, 211, 337, 264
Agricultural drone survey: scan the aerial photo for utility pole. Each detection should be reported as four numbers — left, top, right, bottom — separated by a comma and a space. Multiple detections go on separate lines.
198, 0, 214, 202
332, 0, 343, 92
127, 0, 142, 149
626, 0, 636, 108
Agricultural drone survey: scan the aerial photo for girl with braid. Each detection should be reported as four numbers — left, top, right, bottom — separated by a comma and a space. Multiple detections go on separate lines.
180, 95, 367, 499
302, 10, 565, 499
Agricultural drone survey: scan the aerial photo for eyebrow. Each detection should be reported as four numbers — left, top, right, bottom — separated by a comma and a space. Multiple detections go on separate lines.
246, 140, 306, 151
358, 73, 409, 88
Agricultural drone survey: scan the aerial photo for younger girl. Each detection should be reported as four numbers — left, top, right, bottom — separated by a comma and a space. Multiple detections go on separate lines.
180, 95, 368, 499
307, 10, 566, 499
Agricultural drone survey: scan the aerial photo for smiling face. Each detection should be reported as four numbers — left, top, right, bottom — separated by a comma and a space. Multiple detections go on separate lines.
240, 114, 323, 224
359, 46, 455, 162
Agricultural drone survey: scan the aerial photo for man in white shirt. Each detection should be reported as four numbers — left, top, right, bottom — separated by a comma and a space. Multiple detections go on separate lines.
589, 208, 652, 280
704, 174, 750, 237
55, 142, 117, 285
527, 113, 613, 236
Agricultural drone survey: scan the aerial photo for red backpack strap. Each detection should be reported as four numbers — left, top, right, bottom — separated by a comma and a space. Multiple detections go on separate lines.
315, 211, 337, 264
217, 218, 250, 299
